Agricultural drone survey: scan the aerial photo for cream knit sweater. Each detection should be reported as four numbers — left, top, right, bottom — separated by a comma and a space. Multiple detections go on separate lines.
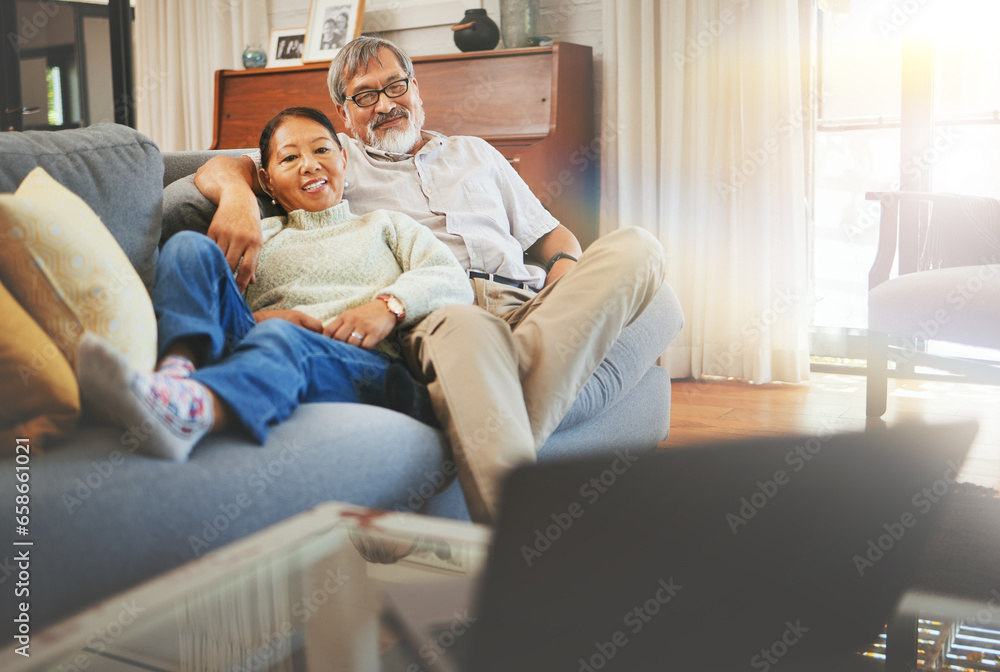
244, 201, 473, 331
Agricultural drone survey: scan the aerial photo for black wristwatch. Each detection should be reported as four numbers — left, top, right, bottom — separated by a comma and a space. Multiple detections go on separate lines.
545, 251, 578, 273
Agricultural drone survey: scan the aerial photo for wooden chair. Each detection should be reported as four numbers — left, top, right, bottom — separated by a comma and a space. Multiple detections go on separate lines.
865, 191, 1000, 417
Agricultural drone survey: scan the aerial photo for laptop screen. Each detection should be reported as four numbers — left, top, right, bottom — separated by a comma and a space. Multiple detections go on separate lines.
463, 422, 977, 672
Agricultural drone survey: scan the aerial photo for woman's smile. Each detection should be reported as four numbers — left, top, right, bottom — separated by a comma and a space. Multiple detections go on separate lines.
302, 177, 328, 193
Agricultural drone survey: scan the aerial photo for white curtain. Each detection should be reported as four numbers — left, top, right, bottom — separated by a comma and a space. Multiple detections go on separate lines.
602, 0, 811, 384
135, 0, 269, 151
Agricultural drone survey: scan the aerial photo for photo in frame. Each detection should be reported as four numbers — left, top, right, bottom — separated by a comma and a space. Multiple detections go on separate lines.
303, 0, 366, 63
267, 27, 306, 68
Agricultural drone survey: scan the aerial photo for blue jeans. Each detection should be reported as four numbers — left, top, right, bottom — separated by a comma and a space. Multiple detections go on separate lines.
154, 231, 393, 443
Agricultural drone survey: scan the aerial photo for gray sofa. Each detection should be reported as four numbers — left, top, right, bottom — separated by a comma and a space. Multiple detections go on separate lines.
0, 124, 683, 632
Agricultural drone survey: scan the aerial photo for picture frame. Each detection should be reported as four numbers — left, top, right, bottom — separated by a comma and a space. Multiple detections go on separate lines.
267, 27, 306, 68
303, 0, 366, 63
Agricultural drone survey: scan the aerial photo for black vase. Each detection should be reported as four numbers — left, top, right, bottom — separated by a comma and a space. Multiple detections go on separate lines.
452, 9, 500, 52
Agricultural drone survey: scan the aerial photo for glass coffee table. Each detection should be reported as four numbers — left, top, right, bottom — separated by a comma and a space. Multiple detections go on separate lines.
4, 503, 491, 672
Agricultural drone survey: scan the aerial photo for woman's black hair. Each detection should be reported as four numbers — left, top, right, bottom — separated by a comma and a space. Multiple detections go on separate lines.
258, 106, 342, 169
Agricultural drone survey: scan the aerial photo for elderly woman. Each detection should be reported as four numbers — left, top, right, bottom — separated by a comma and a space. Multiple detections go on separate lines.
78, 107, 472, 461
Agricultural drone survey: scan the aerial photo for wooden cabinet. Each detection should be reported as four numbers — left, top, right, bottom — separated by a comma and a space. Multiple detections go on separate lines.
211, 43, 598, 247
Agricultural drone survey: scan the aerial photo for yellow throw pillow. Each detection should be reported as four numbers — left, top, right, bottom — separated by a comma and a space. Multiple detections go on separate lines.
0, 277, 80, 453
0, 167, 156, 372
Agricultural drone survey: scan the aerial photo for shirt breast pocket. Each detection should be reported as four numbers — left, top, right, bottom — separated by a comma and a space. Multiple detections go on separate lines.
445, 181, 516, 273
453, 181, 508, 231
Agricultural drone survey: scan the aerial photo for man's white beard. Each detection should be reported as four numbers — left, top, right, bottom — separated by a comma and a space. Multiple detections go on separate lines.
365, 106, 424, 154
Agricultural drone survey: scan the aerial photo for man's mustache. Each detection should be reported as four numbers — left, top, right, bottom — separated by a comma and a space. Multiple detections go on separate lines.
370, 108, 409, 131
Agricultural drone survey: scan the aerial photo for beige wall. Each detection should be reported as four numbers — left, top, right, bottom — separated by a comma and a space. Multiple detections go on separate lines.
266, 0, 605, 126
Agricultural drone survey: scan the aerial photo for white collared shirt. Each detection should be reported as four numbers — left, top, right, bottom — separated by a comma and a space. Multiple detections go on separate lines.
252, 131, 558, 290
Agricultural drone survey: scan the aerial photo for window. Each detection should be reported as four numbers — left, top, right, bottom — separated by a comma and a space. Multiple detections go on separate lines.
46, 66, 64, 126
811, 0, 1000, 362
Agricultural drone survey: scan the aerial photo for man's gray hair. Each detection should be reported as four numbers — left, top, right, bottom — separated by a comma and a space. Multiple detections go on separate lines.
327, 36, 415, 106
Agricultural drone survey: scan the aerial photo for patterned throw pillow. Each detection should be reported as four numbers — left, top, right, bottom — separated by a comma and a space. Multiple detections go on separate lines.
0, 167, 157, 373
0, 277, 80, 452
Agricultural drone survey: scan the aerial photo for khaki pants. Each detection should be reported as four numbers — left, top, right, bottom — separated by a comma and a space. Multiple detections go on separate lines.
401, 227, 666, 523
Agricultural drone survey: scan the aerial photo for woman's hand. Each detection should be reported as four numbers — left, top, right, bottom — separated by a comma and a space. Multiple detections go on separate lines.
195, 155, 264, 292
323, 300, 397, 349
253, 309, 323, 333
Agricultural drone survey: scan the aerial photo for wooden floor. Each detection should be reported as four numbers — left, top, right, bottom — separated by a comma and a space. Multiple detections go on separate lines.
662, 372, 1000, 491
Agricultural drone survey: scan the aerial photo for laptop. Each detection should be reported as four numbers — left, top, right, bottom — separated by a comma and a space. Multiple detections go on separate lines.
447, 421, 979, 672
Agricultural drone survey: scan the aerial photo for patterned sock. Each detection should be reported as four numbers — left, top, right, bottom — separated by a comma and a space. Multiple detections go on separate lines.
156, 355, 196, 378
130, 372, 213, 440
77, 334, 213, 461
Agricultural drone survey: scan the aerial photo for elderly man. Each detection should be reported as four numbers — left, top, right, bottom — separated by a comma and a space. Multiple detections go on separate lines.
193, 37, 679, 524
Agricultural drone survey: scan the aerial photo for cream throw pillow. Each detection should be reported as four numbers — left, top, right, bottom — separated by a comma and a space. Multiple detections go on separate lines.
0, 167, 156, 372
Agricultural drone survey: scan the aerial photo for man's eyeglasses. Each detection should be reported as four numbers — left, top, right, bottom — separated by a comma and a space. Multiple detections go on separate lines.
345, 78, 409, 108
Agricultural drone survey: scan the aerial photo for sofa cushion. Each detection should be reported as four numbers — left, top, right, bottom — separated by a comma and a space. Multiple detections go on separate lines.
6, 402, 452, 629
0, 277, 80, 453
0, 168, 157, 372
869, 265, 1000, 349
0, 124, 163, 288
